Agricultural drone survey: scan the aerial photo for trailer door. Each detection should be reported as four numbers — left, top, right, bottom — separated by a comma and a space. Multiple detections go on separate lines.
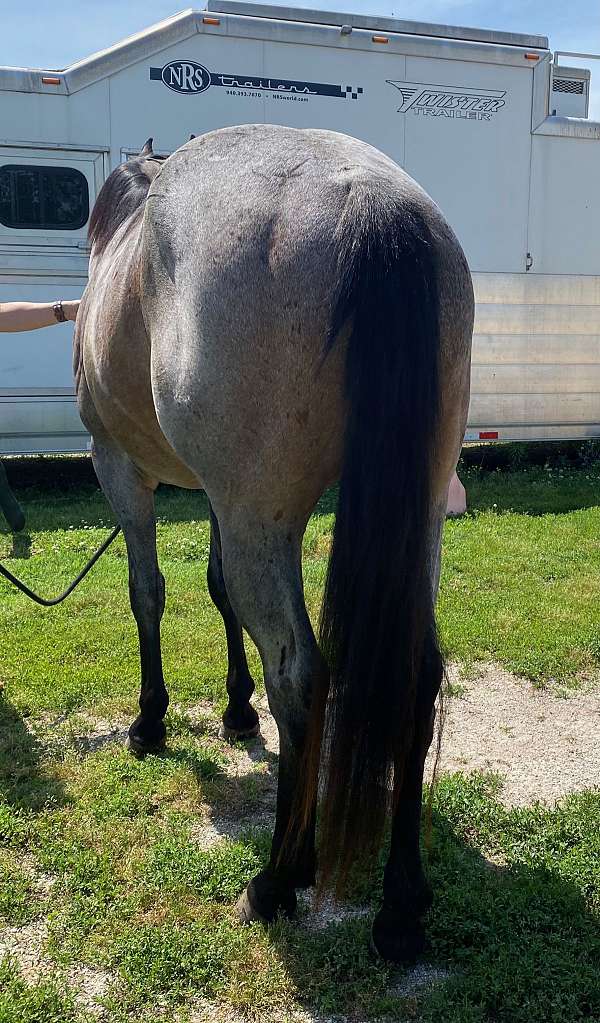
0, 147, 105, 453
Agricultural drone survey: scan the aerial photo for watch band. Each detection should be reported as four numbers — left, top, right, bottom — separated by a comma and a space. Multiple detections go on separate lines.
53, 300, 67, 323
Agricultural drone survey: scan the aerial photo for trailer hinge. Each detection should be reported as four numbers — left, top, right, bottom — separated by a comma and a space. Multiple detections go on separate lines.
525, 252, 533, 271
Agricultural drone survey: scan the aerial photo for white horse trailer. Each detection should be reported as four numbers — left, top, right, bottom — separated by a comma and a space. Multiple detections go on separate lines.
1, 2, 599, 454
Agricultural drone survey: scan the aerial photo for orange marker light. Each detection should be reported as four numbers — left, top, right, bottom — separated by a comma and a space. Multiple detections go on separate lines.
202, 16, 220, 25
41, 76, 61, 85
372, 35, 389, 44
524, 53, 540, 61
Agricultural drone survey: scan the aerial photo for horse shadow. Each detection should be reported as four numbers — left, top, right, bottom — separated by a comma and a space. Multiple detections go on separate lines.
64, 702, 279, 835
166, 709, 279, 834
0, 691, 68, 814
257, 802, 599, 1020
8, 532, 32, 559
115, 701, 595, 1020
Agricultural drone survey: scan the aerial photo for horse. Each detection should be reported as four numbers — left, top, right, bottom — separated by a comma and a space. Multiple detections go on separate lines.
75, 125, 473, 962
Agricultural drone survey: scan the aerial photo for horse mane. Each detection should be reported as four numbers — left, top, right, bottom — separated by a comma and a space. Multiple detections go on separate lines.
88, 147, 165, 255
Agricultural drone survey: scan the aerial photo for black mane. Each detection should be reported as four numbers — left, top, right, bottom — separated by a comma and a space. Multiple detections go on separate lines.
88, 155, 164, 255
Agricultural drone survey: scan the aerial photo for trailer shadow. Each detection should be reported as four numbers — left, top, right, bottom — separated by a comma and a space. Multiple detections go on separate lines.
462, 470, 600, 516
458, 442, 600, 516
5, 452, 600, 529
1, 467, 211, 533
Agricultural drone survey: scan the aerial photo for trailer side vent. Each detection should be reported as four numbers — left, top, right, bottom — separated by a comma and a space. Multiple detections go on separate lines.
553, 79, 585, 94
551, 66, 590, 117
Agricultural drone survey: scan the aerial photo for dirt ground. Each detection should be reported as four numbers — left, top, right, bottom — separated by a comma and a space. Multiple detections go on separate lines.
176, 660, 600, 860
211, 662, 600, 811
428, 663, 600, 805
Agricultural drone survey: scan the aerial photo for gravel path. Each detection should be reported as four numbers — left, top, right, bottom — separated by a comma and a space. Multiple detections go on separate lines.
206, 664, 599, 810
174, 663, 600, 854
0, 919, 112, 1016
428, 664, 600, 805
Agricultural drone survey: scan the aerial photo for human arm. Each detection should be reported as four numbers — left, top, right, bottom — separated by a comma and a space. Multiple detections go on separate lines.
0, 300, 79, 332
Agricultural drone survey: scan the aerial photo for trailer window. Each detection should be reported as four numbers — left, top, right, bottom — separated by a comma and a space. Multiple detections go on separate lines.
0, 165, 89, 230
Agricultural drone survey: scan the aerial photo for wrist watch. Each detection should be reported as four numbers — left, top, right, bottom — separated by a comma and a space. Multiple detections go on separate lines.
53, 300, 67, 323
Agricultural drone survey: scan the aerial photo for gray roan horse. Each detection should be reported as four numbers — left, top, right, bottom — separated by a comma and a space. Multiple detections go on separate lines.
75, 125, 473, 962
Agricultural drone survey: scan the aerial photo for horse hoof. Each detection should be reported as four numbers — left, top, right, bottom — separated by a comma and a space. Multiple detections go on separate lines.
370, 909, 427, 964
236, 874, 297, 925
219, 703, 260, 743
126, 734, 167, 757
236, 889, 270, 925
219, 720, 261, 743
126, 718, 167, 757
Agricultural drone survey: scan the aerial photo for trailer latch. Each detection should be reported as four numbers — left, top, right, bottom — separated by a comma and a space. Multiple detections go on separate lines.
525, 252, 533, 271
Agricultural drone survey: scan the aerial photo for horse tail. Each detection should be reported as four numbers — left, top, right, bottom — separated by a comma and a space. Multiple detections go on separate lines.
298, 187, 444, 892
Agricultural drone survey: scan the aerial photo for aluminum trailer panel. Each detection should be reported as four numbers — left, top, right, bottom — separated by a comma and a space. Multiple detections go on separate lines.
0, 4, 598, 452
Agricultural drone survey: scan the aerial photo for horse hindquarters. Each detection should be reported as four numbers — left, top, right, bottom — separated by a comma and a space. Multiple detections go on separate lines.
140, 126, 472, 947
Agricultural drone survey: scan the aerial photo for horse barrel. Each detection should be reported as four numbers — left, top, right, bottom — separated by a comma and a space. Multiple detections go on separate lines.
0, 459, 25, 533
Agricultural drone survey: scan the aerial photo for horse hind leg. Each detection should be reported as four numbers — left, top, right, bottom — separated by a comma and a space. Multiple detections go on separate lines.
372, 504, 446, 963
216, 508, 322, 921
91, 436, 169, 755
207, 504, 260, 741
371, 655, 440, 962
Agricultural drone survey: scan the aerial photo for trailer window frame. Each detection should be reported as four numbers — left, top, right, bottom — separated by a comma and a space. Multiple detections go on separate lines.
0, 163, 90, 231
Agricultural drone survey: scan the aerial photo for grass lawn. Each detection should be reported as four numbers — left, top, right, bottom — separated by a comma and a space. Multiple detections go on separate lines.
441, 461, 600, 686
0, 455, 599, 1021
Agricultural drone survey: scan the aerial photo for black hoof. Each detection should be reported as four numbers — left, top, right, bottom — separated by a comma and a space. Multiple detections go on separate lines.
371, 907, 428, 964
126, 717, 167, 757
237, 871, 297, 925
220, 703, 260, 743
219, 720, 261, 743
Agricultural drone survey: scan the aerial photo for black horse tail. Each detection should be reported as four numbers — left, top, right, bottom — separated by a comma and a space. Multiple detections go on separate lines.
296, 189, 445, 892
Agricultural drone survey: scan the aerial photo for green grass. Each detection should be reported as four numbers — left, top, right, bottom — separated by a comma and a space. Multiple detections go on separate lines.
0, 725, 598, 1022
0, 455, 598, 1020
0, 850, 39, 926
441, 464, 600, 684
0, 958, 88, 1023
0, 457, 600, 716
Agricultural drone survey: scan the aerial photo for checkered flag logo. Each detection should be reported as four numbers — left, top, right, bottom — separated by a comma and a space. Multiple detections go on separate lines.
345, 85, 364, 100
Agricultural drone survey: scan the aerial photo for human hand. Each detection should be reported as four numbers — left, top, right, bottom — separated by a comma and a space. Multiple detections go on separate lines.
62, 300, 80, 322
